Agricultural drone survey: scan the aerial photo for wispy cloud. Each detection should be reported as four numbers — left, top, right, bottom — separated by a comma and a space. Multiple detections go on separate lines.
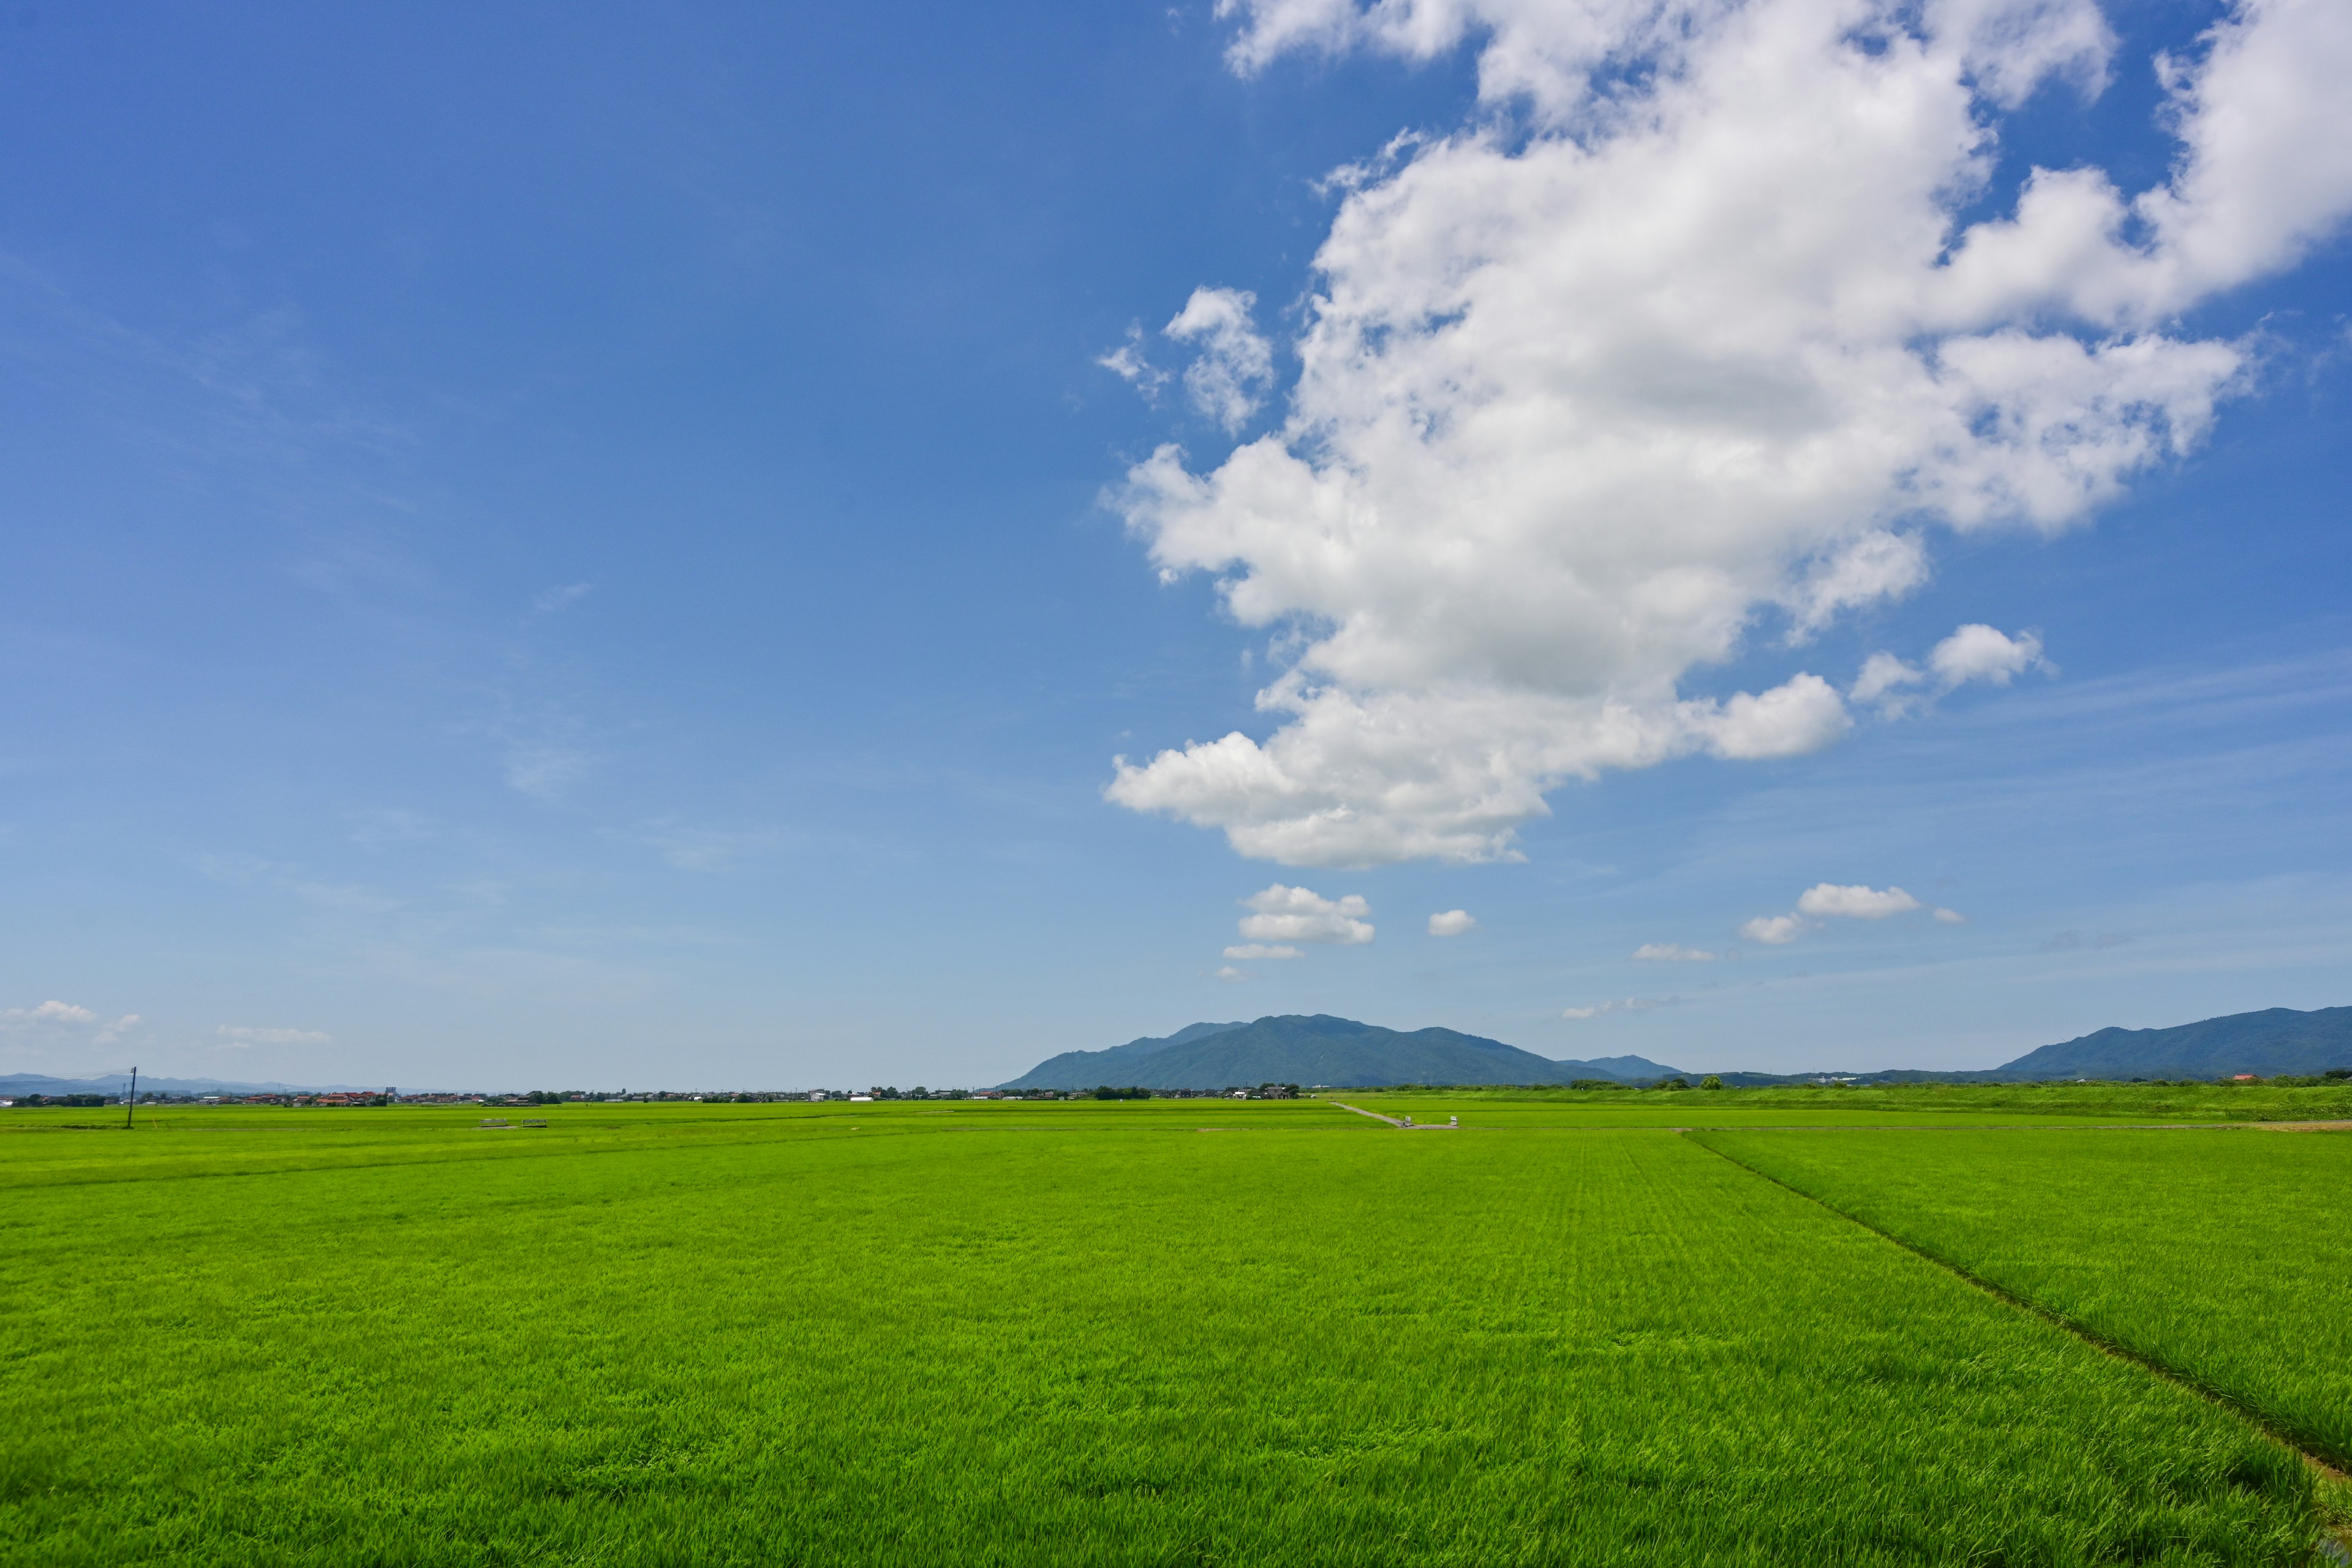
1562, 995, 1684, 1020
216, 1024, 333, 1047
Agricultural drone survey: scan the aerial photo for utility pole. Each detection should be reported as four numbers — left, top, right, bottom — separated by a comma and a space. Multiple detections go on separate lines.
126, 1066, 137, 1129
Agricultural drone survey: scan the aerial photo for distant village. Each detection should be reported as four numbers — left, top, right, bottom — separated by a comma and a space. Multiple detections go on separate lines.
4, 1084, 1308, 1108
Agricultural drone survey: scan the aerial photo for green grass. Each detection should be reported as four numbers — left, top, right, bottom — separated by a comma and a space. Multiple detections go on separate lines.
1352, 1080, 2352, 1125
0, 1098, 1363, 1189
1335, 1095, 2201, 1128
1, 1108, 2332, 1564
1691, 1126, 2352, 1470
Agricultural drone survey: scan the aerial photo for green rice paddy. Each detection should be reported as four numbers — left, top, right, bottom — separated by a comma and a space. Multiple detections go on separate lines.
4, 1098, 2346, 1564
1693, 1126, 2352, 1466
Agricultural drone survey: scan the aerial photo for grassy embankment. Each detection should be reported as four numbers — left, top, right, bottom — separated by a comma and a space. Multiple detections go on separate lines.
2, 1099, 2339, 1564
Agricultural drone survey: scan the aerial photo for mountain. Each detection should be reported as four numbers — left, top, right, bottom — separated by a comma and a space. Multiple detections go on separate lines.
1003, 1022, 1247, 1088
998, 1014, 1689, 1091
1104, 1021, 1249, 1059
1991, 1005, 2352, 1080
0, 1073, 377, 1098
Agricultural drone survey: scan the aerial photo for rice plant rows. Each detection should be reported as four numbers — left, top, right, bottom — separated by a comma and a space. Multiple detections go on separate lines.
1, 1112, 2328, 1564
1692, 1126, 2352, 1469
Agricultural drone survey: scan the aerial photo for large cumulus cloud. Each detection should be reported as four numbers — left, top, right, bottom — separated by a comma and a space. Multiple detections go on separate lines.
1106, 0, 2352, 867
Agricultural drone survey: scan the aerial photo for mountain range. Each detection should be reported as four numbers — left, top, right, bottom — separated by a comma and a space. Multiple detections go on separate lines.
999, 1005, 2352, 1091
11, 1005, 2344, 1101
998, 1015, 1686, 1091
1988, 1006, 2352, 1081
0, 1073, 377, 1099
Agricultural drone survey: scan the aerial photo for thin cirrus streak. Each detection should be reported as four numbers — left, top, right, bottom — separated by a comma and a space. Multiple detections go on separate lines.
1105, 0, 2352, 868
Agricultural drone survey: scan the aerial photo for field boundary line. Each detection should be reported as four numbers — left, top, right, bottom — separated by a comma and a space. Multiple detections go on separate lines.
1684, 1130, 2352, 1546
1327, 1101, 1404, 1126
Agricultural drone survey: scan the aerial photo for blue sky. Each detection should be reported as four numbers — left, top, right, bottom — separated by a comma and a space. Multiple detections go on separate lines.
1, 0, 2346, 1090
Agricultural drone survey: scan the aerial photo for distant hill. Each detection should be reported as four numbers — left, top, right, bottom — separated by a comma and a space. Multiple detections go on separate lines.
999, 1014, 1687, 1091
0, 1073, 374, 1099
1991, 1006, 2352, 1080
1001, 1022, 1248, 1089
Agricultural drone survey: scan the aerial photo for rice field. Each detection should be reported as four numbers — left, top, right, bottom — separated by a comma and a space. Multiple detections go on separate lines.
2, 1101, 2342, 1564
1692, 1126, 2352, 1468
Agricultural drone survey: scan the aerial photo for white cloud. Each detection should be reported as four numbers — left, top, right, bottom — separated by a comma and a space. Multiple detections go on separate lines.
1223, 943, 1305, 959
1738, 914, 1808, 945
1929, 624, 2048, 687
1853, 624, 2049, 714
1235, 883, 1376, 945
1164, 287, 1275, 432
1634, 943, 1717, 962
1109, 0, 2352, 866
1098, 323, 1170, 399
1787, 532, 1929, 636
216, 1025, 333, 1047
1215, 964, 1251, 980
1427, 908, 1478, 936
1796, 883, 1925, 919
1850, 651, 1929, 713
1564, 994, 1683, 1019
7, 1000, 97, 1026
1744, 882, 1962, 944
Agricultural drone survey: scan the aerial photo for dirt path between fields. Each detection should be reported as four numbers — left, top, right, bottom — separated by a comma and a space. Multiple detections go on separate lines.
1686, 1134, 2352, 1559
1327, 1101, 1458, 1128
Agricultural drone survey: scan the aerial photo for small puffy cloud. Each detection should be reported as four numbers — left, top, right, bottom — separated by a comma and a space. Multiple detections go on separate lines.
1223, 943, 1304, 960
1739, 914, 1808, 946
1236, 884, 1374, 946
1164, 287, 1273, 433
1427, 909, 1478, 937
1564, 995, 1683, 1019
1853, 625, 2049, 715
1746, 883, 1961, 944
1214, 965, 1250, 981
1796, 884, 1924, 920
1634, 943, 1717, 962
1098, 323, 1169, 399
1929, 624, 2049, 688
216, 1025, 333, 1047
